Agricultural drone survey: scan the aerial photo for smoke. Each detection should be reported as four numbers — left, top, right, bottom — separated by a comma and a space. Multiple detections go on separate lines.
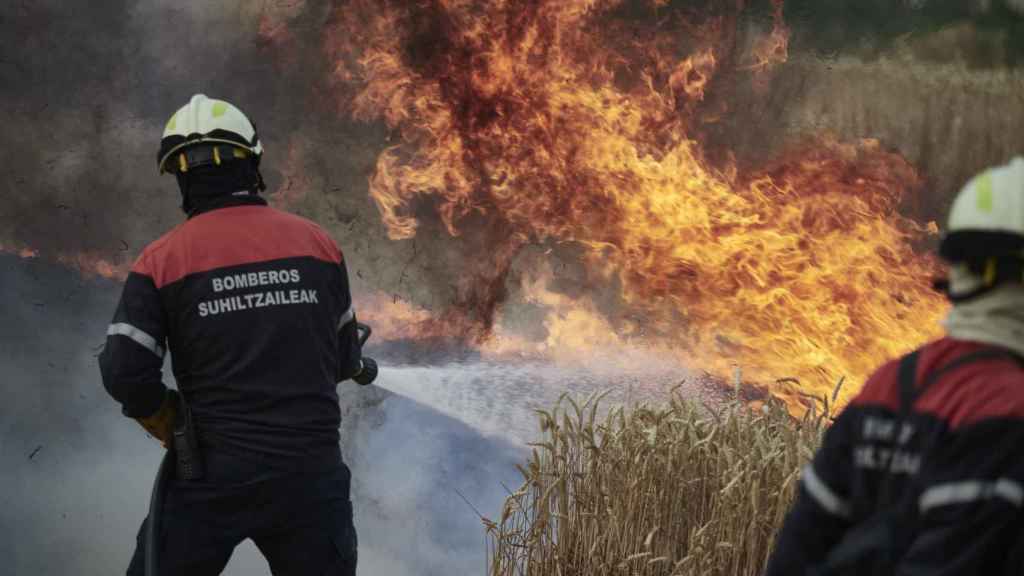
3, 0, 1020, 296
0, 4, 535, 572
0, 253, 497, 574
4, 1, 1024, 573
2, 1, 1022, 273
0, 0, 345, 260
0, 253, 699, 575
0, 255, 139, 572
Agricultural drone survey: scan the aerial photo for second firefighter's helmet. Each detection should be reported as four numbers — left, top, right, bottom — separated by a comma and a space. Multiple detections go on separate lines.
939, 157, 1024, 299
157, 94, 264, 175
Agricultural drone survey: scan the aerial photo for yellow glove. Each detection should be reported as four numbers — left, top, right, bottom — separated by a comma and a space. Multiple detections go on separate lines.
134, 390, 178, 448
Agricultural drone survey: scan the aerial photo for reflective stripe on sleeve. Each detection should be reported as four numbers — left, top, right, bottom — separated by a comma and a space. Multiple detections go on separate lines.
338, 304, 355, 329
107, 323, 165, 358
801, 465, 852, 518
919, 479, 1024, 514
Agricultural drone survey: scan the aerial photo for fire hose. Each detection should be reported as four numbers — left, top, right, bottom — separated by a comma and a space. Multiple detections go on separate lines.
145, 322, 377, 576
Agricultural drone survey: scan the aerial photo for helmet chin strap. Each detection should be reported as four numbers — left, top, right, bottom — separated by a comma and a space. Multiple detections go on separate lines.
253, 167, 267, 193
941, 261, 1024, 303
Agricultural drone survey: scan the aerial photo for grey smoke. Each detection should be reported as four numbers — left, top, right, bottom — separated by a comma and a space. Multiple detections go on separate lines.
0, 0, 347, 258
3, 0, 1021, 287
0, 4, 534, 571
5, 2, 1024, 574
0, 254, 698, 575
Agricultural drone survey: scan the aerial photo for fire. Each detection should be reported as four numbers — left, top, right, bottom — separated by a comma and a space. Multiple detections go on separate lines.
744, 0, 789, 74
2, 241, 130, 281
316, 0, 949, 409
55, 252, 131, 281
257, 0, 306, 46
357, 291, 435, 342
257, 0, 306, 69
480, 262, 627, 362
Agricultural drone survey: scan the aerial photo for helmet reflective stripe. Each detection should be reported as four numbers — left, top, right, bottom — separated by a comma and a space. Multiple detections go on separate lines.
157, 94, 263, 173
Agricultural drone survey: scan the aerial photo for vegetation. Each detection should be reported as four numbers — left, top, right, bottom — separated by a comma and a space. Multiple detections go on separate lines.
486, 389, 828, 575
782, 0, 1024, 65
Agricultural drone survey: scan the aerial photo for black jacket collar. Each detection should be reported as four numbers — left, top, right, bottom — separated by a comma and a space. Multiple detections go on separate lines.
188, 193, 268, 219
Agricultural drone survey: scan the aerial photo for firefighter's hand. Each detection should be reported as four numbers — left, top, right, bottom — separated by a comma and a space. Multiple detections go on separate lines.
134, 389, 178, 448
353, 357, 378, 386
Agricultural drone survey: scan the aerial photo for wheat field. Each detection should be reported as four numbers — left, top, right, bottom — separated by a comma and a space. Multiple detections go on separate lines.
486, 387, 830, 576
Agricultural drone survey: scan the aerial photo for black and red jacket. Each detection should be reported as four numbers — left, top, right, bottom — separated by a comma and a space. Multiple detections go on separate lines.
99, 197, 363, 465
765, 337, 1024, 575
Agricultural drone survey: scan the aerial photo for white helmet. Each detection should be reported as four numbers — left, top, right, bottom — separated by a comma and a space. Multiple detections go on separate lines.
939, 157, 1024, 299
157, 94, 264, 174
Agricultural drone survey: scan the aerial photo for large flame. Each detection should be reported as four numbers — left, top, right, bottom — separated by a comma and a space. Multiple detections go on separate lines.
4, 1, 950, 411
322, 0, 947, 407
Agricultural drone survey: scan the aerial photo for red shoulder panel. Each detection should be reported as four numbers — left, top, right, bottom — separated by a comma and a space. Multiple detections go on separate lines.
131, 223, 183, 280
849, 338, 1024, 428
850, 356, 901, 411
134, 205, 343, 288
916, 353, 1024, 429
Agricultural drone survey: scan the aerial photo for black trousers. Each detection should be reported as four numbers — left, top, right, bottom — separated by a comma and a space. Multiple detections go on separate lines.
126, 452, 357, 576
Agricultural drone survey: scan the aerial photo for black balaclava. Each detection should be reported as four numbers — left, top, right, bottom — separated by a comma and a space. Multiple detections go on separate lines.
175, 159, 266, 217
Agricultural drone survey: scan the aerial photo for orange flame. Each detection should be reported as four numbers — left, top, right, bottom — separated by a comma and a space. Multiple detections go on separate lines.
357, 291, 435, 342
744, 0, 789, 74
55, 252, 131, 281
483, 263, 629, 363
319, 0, 946, 408
257, 0, 306, 46
1, 242, 131, 281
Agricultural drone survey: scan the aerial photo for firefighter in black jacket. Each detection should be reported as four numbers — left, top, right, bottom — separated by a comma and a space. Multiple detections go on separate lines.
99, 94, 376, 575
765, 157, 1024, 575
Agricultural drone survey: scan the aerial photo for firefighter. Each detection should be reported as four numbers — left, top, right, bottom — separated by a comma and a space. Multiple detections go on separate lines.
764, 157, 1024, 575
99, 94, 377, 575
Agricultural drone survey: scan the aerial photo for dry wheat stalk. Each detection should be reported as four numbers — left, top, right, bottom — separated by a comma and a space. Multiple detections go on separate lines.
486, 381, 828, 576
